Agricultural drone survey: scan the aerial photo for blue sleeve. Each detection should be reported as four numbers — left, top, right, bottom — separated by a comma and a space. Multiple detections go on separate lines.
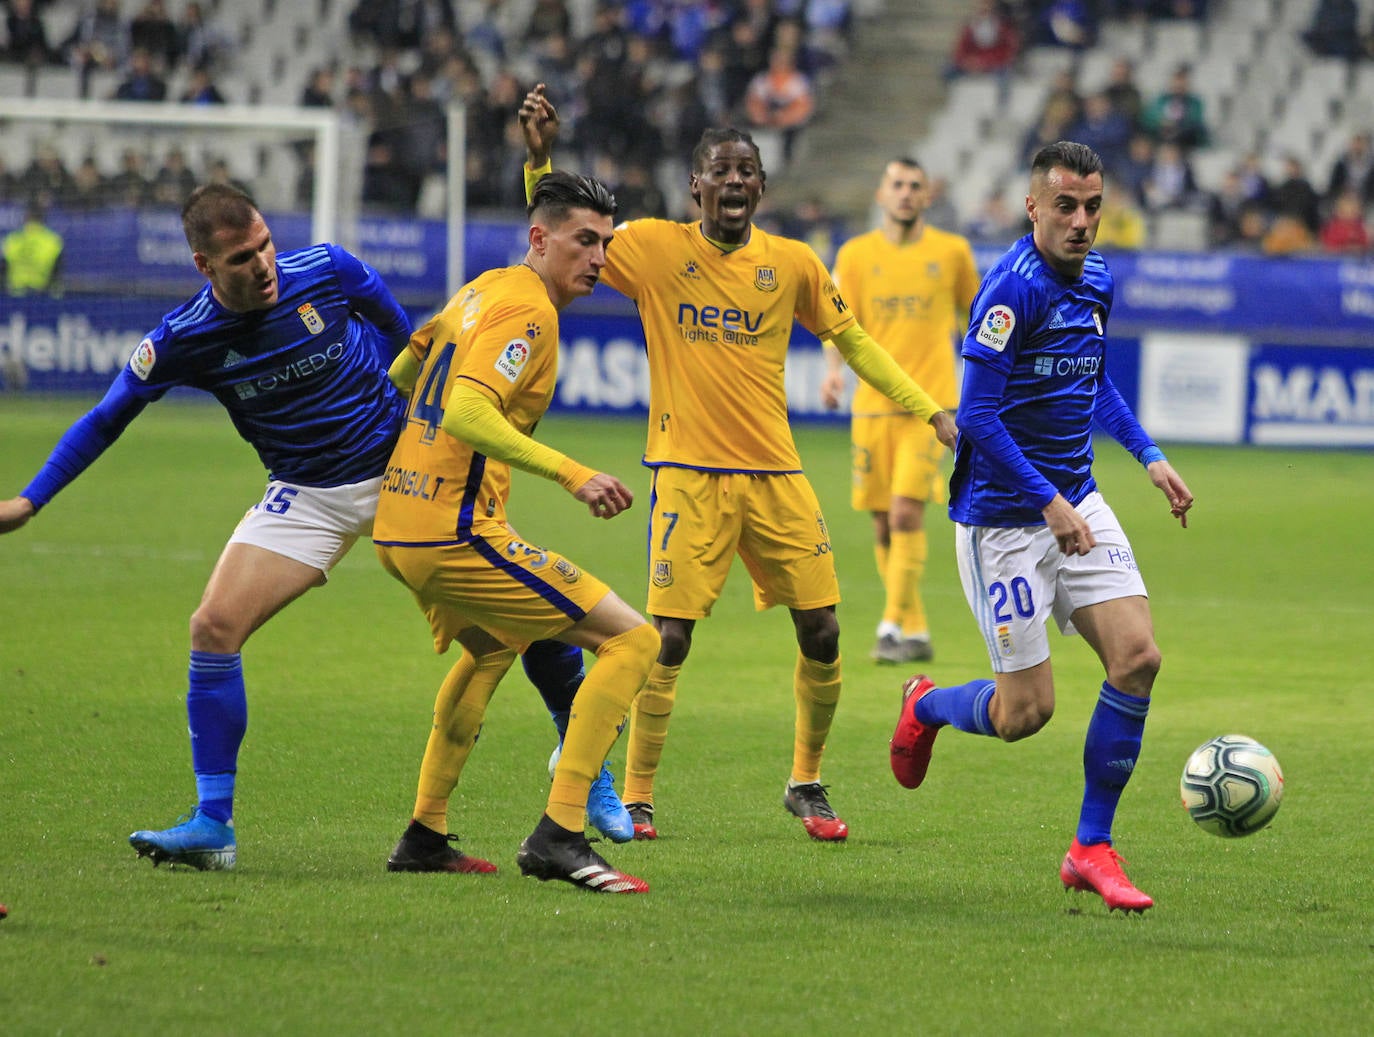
21, 375, 149, 509
1094, 373, 1163, 465
328, 244, 412, 355
957, 356, 1060, 509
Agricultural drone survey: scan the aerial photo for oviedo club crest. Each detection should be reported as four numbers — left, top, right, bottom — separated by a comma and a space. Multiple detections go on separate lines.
297, 302, 325, 335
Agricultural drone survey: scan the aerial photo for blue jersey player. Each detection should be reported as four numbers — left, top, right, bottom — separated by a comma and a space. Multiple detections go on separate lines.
887, 142, 1194, 912
0, 184, 630, 871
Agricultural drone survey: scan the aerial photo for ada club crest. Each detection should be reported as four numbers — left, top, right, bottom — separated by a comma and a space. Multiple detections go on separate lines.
754, 266, 778, 292
651, 560, 673, 588
297, 302, 325, 335
976, 305, 1016, 352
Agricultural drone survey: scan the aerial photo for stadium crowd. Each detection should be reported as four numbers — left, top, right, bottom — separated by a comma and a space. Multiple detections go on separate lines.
1, 0, 1371, 258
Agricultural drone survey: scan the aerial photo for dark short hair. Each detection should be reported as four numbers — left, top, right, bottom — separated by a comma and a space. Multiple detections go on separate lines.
889, 156, 923, 171
691, 127, 766, 181
1031, 141, 1104, 181
181, 183, 260, 254
527, 170, 618, 224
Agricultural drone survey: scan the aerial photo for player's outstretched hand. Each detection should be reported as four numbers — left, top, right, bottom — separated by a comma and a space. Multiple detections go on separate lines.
0, 496, 36, 535
574, 473, 633, 520
519, 83, 560, 166
930, 410, 958, 451
1146, 459, 1194, 528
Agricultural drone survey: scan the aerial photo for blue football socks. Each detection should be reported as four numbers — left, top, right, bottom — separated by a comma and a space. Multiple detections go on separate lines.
186, 650, 247, 823
522, 639, 586, 742
915, 678, 998, 736
1077, 681, 1150, 846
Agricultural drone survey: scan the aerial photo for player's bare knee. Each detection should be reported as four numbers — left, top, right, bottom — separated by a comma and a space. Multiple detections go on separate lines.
794, 609, 839, 662
655, 624, 691, 666
189, 605, 246, 654
1110, 644, 1161, 696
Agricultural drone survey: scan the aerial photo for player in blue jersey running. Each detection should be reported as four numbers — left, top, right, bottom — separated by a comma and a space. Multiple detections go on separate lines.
0, 183, 630, 871
888, 142, 1194, 913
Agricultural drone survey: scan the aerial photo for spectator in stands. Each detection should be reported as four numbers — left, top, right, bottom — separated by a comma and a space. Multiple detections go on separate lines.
964, 188, 1023, 244
614, 160, 669, 219
721, 15, 771, 112
2, 200, 64, 296
179, 66, 227, 104
805, 0, 854, 72
18, 144, 74, 210
176, 1, 230, 72
1206, 168, 1253, 249
300, 67, 337, 108
362, 134, 419, 214
1141, 64, 1208, 150
1042, 67, 1084, 129
4, 0, 56, 66
129, 0, 177, 71
1302, 0, 1364, 61
525, 0, 572, 43
1071, 91, 1134, 175
64, 157, 107, 211
1270, 153, 1322, 234
350, 0, 456, 51
1140, 140, 1199, 212
744, 44, 815, 166
1094, 191, 1147, 251
152, 147, 198, 207
1112, 133, 1154, 208
0, 156, 20, 203
113, 48, 168, 102
205, 157, 251, 196
1236, 150, 1271, 208
1102, 56, 1143, 129
107, 148, 153, 206
924, 174, 961, 232
1037, 0, 1096, 50
1319, 188, 1371, 254
945, 0, 1021, 80
1021, 93, 1079, 168
62, 0, 127, 84
695, 43, 733, 123
1261, 213, 1315, 256
462, 0, 506, 66
1327, 131, 1374, 209
1232, 203, 1269, 252
396, 71, 448, 182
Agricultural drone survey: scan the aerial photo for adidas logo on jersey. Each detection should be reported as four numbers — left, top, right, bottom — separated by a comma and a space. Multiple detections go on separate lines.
223, 349, 246, 368
1047, 308, 1067, 330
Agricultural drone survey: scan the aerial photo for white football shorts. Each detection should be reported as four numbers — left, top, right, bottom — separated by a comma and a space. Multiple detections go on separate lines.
955, 491, 1148, 673
228, 476, 383, 578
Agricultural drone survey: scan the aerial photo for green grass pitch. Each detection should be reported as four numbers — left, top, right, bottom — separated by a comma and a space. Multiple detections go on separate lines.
1, 395, 1371, 1035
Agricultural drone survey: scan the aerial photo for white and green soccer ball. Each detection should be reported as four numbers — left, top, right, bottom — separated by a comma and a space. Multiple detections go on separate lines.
1180, 734, 1285, 838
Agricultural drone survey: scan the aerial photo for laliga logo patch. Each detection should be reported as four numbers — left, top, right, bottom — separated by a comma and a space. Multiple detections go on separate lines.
297, 302, 325, 335
652, 560, 673, 588
976, 305, 1016, 352
495, 338, 530, 383
130, 338, 157, 381
754, 266, 778, 292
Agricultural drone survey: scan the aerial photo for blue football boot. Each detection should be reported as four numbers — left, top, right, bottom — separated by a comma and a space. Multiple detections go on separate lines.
129, 808, 236, 871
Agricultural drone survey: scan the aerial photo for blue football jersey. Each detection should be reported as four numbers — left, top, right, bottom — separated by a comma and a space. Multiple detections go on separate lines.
950, 235, 1114, 527
124, 243, 411, 487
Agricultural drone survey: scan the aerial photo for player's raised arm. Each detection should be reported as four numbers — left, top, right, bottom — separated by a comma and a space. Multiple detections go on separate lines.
520, 83, 560, 172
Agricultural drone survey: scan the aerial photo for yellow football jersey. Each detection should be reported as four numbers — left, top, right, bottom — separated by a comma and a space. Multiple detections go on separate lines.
831, 226, 978, 415
602, 219, 856, 473
374, 264, 559, 545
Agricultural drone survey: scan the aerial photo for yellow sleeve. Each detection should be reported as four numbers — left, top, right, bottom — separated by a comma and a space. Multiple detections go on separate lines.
829, 323, 943, 422
524, 159, 553, 205
388, 348, 421, 396
441, 382, 596, 492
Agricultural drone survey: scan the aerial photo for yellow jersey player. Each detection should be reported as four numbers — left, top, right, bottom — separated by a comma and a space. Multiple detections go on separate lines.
821, 158, 979, 665
373, 171, 659, 894
520, 85, 956, 843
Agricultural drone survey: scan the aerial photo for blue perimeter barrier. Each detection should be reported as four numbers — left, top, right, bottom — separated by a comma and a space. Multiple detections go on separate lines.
2, 208, 1371, 448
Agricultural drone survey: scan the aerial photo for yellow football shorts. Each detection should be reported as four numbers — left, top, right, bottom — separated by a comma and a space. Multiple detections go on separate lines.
646, 466, 840, 618
849, 413, 948, 512
376, 529, 611, 654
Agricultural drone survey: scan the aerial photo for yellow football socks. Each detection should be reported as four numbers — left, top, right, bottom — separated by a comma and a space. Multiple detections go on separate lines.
622, 660, 680, 807
792, 653, 842, 783
885, 528, 928, 635
412, 648, 515, 832
547, 623, 659, 831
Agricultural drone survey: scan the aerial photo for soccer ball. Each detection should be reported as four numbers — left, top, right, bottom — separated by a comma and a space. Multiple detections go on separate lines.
1180, 735, 1284, 838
